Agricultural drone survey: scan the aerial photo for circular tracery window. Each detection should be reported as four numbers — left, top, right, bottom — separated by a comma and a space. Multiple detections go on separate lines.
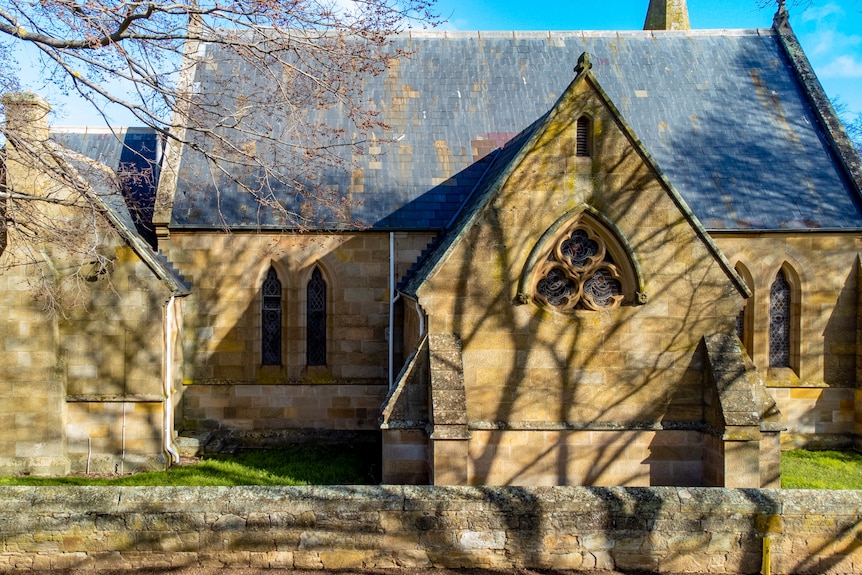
534, 225, 625, 312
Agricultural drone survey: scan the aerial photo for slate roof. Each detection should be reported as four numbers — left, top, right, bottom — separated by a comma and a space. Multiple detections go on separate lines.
400, 67, 752, 299
167, 24, 862, 232
47, 135, 190, 295
52, 127, 161, 245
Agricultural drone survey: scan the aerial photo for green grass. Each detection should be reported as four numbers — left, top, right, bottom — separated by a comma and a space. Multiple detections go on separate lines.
0, 445, 376, 486
781, 449, 862, 489
4, 446, 858, 489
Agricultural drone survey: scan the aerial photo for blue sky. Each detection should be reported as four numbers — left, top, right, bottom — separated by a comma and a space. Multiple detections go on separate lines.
20, 0, 862, 125
432, 0, 862, 117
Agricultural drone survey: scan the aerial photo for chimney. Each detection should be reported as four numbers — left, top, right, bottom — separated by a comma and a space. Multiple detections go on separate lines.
2, 92, 51, 144
2, 92, 53, 200
644, 0, 691, 31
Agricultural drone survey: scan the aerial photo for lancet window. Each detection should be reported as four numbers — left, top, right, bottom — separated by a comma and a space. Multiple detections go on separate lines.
306, 267, 327, 366
261, 267, 282, 365
733, 263, 753, 354
769, 269, 791, 368
533, 223, 627, 312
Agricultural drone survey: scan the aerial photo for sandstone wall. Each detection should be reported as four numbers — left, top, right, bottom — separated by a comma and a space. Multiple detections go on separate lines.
467, 429, 704, 487
182, 383, 388, 437
715, 234, 860, 449
415, 71, 747, 485
0, 241, 172, 476
60, 245, 174, 473
162, 230, 433, 444
163, 231, 433, 385
0, 486, 859, 574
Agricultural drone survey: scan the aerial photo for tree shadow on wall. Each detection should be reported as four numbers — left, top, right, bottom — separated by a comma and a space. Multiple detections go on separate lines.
176, 233, 391, 456
823, 263, 858, 388
443, 102, 726, 489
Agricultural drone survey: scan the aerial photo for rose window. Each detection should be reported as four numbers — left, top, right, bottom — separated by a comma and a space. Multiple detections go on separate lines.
534, 226, 625, 312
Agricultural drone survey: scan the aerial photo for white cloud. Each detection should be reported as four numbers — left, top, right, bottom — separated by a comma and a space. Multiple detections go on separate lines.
799, 2, 844, 24
820, 55, 862, 79
796, 2, 862, 58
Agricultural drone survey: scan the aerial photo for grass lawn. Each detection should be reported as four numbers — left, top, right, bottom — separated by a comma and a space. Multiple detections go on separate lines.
0, 445, 376, 486
1, 446, 860, 488
781, 449, 862, 489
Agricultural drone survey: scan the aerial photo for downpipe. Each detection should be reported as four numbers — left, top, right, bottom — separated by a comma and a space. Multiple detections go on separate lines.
163, 295, 180, 464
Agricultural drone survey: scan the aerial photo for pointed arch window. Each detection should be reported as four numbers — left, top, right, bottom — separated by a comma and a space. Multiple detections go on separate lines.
734, 263, 753, 354
576, 116, 591, 157
769, 269, 791, 368
261, 267, 282, 366
306, 267, 327, 366
531, 216, 637, 313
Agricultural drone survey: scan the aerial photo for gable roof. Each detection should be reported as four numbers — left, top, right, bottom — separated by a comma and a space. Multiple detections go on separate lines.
48, 141, 190, 296
51, 127, 162, 246
400, 58, 751, 299
165, 21, 862, 232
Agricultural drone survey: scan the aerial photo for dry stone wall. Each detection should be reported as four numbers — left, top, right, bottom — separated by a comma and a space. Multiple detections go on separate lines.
0, 486, 860, 573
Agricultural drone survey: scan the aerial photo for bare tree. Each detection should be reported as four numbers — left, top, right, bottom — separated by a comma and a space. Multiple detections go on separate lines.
0, 0, 439, 309
846, 115, 862, 156
832, 97, 862, 155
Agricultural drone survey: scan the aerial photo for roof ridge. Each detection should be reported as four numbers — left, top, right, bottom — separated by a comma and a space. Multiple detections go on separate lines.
772, 6, 862, 204
401, 28, 772, 39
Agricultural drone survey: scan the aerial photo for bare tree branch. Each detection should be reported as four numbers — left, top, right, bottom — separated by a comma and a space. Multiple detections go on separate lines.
0, 0, 440, 309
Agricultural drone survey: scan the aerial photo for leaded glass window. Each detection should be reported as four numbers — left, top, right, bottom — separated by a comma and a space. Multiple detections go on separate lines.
769, 270, 791, 368
533, 223, 625, 313
560, 230, 598, 268
261, 267, 282, 365
307, 267, 327, 366
583, 269, 623, 308
537, 267, 577, 308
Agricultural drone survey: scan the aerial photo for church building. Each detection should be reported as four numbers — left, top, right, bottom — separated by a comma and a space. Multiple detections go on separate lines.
1, 0, 861, 487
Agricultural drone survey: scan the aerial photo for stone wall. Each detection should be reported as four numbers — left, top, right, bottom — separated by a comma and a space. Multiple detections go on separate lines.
1, 486, 860, 574
771, 386, 856, 450
715, 234, 860, 450
163, 231, 433, 385
182, 383, 388, 440
413, 73, 750, 486
0, 97, 176, 475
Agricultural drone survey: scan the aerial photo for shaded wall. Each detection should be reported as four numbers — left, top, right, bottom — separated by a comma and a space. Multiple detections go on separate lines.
163, 231, 432, 443
0, 486, 859, 574
0, 239, 172, 475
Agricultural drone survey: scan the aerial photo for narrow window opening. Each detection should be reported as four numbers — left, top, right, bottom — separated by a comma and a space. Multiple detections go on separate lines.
576, 116, 591, 157
733, 263, 752, 354
307, 267, 327, 366
261, 267, 282, 365
769, 269, 791, 368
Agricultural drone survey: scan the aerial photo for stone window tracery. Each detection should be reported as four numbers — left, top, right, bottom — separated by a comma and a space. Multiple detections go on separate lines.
533, 223, 626, 312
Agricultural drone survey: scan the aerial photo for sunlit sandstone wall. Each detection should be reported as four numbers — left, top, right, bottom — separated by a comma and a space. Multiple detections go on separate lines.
416, 74, 746, 485
1, 486, 859, 574
715, 234, 860, 450
162, 231, 433, 437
